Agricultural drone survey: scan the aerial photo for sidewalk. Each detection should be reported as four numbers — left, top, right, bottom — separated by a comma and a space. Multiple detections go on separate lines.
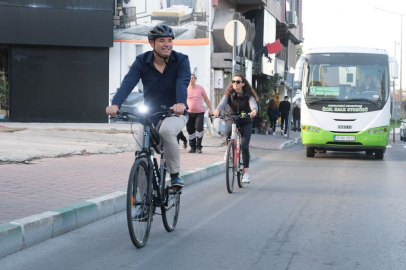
0, 123, 299, 258
0, 123, 300, 224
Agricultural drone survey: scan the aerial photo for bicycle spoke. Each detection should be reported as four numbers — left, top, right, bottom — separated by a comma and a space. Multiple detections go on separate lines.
162, 189, 180, 232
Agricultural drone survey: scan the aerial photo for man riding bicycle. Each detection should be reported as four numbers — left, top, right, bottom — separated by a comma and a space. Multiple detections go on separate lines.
213, 73, 258, 183
106, 24, 190, 188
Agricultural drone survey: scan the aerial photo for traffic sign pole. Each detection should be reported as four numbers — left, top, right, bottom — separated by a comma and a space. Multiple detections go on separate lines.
233, 21, 237, 76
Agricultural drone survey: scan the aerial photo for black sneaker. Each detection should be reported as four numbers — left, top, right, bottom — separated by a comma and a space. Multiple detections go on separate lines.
170, 174, 184, 187
196, 149, 202, 153
188, 148, 196, 153
183, 141, 187, 149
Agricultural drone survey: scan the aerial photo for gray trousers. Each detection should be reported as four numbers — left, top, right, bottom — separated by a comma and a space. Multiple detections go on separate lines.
135, 115, 188, 174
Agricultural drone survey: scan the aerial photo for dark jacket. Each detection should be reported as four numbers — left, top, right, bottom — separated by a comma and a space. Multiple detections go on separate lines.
112, 50, 191, 113
267, 107, 280, 121
293, 106, 301, 119
227, 93, 253, 123
279, 100, 291, 116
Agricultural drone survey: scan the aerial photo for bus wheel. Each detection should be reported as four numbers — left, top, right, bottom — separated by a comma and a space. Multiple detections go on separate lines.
375, 150, 384, 160
306, 147, 315, 157
365, 150, 373, 155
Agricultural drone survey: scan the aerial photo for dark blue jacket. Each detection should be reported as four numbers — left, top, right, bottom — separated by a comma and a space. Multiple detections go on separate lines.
267, 107, 280, 121
279, 100, 291, 117
112, 50, 190, 113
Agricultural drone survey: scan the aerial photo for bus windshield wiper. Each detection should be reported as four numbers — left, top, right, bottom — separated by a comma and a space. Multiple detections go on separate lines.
347, 98, 379, 106
306, 98, 338, 105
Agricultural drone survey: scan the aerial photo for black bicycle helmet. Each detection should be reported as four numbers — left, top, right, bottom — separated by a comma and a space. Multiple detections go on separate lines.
148, 24, 175, 41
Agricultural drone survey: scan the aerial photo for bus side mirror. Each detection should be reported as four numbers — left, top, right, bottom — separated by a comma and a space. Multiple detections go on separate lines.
294, 55, 306, 83
390, 57, 399, 79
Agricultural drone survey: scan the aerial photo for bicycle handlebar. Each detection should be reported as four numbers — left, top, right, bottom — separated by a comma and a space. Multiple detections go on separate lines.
209, 113, 250, 124
110, 105, 187, 121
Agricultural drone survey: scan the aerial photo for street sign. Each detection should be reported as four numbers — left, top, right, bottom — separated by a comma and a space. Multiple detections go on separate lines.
224, 20, 246, 47
224, 20, 246, 76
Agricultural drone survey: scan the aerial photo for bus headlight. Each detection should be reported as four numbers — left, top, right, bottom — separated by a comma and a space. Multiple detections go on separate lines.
307, 127, 311, 131
316, 129, 321, 133
369, 130, 373, 134
311, 128, 315, 132
379, 128, 383, 133
373, 129, 378, 134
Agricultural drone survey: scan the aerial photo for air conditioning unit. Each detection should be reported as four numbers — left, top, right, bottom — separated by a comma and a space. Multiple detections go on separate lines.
286, 10, 298, 28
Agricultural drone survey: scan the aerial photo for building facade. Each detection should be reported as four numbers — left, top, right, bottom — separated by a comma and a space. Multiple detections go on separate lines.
210, 0, 304, 131
0, 0, 113, 122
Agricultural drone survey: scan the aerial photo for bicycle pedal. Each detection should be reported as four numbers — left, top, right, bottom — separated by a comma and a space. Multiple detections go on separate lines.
170, 186, 182, 191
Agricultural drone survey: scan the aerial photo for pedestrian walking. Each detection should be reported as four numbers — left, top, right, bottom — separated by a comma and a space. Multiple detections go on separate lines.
177, 131, 187, 148
279, 95, 291, 137
293, 103, 301, 132
267, 99, 280, 136
186, 74, 212, 153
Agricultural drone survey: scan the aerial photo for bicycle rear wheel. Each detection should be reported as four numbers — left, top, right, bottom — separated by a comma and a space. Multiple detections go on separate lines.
127, 158, 153, 248
162, 188, 181, 232
226, 142, 235, 193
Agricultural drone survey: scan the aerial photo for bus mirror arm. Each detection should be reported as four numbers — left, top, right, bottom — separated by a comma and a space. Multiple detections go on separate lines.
294, 56, 306, 83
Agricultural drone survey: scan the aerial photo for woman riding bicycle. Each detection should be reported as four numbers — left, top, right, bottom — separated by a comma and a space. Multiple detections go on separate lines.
213, 73, 258, 183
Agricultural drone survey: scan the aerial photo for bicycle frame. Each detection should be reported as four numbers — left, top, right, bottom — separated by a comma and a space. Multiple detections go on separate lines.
136, 123, 168, 208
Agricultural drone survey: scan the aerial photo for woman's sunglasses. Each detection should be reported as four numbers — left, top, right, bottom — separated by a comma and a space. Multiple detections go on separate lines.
232, 80, 242, 84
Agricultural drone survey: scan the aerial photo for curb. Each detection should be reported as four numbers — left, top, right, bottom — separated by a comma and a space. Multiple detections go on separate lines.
0, 155, 258, 259
279, 137, 301, 149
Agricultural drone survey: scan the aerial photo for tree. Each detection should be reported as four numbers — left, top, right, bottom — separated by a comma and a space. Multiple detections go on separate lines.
296, 44, 303, 62
0, 69, 9, 118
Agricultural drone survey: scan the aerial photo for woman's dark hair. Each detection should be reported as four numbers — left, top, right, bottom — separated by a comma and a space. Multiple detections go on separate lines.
225, 73, 259, 101
268, 99, 277, 111
191, 74, 197, 80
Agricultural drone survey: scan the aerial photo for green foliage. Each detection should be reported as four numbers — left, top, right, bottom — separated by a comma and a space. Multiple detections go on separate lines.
0, 69, 9, 117
258, 74, 283, 124
296, 45, 303, 62
260, 101, 268, 122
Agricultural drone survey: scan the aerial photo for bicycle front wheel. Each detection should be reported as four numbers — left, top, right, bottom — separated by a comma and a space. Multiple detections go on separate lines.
127, 158, 153, 248
237, 146, 244, 188
161, 188, 181, 232
226, 142, 235, 193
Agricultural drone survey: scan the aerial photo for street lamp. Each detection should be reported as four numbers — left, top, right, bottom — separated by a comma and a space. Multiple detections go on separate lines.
375, 7, 406, 117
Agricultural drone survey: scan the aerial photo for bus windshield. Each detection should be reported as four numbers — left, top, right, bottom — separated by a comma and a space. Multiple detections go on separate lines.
304, 53, 389, 103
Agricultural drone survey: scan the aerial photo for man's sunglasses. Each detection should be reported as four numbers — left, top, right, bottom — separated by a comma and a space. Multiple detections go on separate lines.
232, 80, 242, 84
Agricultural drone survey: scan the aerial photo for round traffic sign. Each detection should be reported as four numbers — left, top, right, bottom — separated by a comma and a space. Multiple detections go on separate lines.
224, 20, 246, 47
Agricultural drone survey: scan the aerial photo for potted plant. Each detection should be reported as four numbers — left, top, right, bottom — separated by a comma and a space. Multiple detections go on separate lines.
0, 69, 9, 119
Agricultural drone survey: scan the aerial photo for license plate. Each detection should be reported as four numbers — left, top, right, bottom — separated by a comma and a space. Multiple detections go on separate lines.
334, 135, 355, 141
